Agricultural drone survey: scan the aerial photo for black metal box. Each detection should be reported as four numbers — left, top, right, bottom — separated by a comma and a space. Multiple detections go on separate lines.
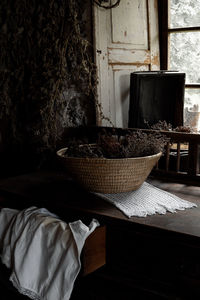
128, 71, 185, 129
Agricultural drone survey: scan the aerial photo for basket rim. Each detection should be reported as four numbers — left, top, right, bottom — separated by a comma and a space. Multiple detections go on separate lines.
56, 147, 162, 162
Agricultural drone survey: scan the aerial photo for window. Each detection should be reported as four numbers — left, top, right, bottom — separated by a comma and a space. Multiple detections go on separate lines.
159, 0, 200, 132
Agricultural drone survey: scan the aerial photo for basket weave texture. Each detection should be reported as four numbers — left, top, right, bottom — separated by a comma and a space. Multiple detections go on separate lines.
57, 148, 162, 193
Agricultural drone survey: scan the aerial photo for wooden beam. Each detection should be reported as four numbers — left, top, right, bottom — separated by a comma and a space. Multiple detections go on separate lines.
169, 26, 200, 33
188, 143, 199, 176
158, 0, 169, 69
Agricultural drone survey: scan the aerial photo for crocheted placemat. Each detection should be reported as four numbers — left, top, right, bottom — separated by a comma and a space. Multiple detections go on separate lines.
95, 182, 197, 218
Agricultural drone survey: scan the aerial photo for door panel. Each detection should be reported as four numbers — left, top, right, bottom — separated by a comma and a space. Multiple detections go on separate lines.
108, 49, 150, 65
111, 0, 148, 48
94, 0, 160, 127
113, 65, 149, 128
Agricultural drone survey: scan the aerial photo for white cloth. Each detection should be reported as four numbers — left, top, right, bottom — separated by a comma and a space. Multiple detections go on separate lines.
95, 182, 197, 218
0, 206, 99, 300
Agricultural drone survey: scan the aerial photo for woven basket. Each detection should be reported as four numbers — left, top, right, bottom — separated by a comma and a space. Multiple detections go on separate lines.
57, 148, 162, 193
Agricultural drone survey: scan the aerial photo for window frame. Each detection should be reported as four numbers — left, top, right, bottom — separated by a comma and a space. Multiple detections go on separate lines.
154, 1, 200, 185
158, 0, 200, 91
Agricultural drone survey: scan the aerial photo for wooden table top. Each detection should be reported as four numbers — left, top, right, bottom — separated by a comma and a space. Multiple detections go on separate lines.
0, 170, 200, 242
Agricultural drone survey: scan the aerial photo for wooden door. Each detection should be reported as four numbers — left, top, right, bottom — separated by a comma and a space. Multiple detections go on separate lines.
93, 0, 160, 127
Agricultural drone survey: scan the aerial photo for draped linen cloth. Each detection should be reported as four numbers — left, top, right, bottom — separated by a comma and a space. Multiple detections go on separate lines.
0, 206, 99, 300
95, 181, 197, 218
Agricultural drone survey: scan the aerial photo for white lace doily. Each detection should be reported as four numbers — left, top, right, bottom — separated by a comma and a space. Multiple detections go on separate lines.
95, 182, 197, 218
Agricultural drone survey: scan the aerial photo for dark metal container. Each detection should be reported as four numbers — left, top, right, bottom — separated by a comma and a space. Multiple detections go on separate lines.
128, 71, 185, 129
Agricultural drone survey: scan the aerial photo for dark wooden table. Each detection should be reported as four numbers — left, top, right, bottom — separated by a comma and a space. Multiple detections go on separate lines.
0, 171, 200, 299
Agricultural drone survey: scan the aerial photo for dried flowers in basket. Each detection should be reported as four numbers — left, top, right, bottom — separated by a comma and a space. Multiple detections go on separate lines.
57, 129, 168, 193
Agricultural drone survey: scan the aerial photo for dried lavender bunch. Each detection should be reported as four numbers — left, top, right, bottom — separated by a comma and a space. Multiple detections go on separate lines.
149, 120, 173, 131
146, 120, 193, 133
65, 143, 104, 158
65, 130, 168, 159
173, 125, 192, 133
97, 134, 125, 158
119, 131, 168, 158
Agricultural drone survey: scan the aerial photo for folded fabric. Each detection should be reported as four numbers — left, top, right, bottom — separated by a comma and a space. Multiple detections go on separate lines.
95, 181, 197, 218
0, 206, 99, 300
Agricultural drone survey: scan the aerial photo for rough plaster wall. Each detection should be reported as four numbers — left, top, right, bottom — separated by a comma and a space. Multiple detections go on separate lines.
61, 1, 94, 126
52, 0, 95, 145
0, 0, 95, 175
61, 90, 92, 127
55, 87, 95, 141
